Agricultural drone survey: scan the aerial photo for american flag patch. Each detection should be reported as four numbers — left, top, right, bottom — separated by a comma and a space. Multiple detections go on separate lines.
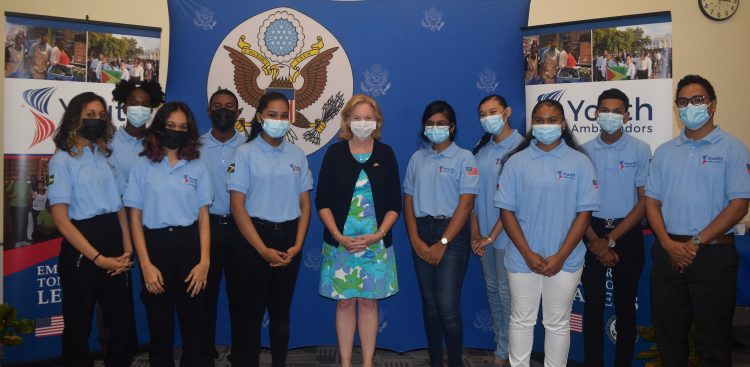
465, 167, 478, 176
746, 164, 750, 174
593, 180, 599, 190
570, 312, 583, 333
35, 315, 64, 337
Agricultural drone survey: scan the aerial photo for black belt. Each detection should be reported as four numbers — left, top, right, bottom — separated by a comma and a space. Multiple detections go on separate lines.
591, 217, 625, 229
668, 233, 735, 246
250, 217, 298, 230
210, 214, 233, 225
421, 215, 451, 221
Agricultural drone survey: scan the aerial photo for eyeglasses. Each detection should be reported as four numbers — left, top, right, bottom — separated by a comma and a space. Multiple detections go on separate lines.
424, 120, 450, 128
675, 95, 708, 108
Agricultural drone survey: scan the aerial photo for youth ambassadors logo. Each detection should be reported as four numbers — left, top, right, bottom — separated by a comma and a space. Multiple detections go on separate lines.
702, 155, 724, 164
208, 8, 353, 156
22, 87, 57, 148
619, 160, 638, 170
557, 170, 576, 181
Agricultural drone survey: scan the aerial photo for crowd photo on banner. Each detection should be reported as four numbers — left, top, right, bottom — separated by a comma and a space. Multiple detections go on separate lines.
3, 7, 749, 367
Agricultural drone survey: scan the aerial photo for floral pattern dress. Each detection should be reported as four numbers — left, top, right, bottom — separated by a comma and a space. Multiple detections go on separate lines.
319, 153, 399, 299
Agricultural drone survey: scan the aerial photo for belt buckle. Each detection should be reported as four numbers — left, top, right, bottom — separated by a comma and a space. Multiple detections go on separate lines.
604, 218, 615, 229
218, 216, 230, 225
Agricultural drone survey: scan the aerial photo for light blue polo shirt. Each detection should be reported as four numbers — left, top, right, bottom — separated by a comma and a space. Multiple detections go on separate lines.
494, 140, 600, 273
123, 156, 213, 229
48, 145, 122, 220
199, 130, 246, 215
475, 130, 523, 249
108, 127, 144, 195
403, 142, 479, 218
581, 132, 651, 219
226, 137, 313, 223
645, 126, 750, 235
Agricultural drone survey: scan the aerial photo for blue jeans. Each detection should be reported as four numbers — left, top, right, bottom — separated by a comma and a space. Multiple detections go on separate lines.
413, 217, 470, 367
479, 247, 511, 360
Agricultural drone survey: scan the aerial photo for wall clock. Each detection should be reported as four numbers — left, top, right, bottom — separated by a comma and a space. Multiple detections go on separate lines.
700, 0, 739, 21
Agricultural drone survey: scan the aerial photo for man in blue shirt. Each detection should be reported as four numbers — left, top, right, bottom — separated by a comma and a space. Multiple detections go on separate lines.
198, 89, 246, 366
646, 75, 750, 367
581, 88, 651, 367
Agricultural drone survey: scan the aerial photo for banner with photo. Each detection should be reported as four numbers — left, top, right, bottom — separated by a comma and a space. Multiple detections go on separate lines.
3, 13, 160, 364
522, 12, 672, 366
523, 12, 672, 153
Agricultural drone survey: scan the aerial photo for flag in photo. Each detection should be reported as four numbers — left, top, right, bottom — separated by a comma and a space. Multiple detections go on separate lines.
570, 312, 583, 333
35, 315, 64, 337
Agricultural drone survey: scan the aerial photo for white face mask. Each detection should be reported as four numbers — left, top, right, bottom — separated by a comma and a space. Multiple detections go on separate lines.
350, 120, 377, 139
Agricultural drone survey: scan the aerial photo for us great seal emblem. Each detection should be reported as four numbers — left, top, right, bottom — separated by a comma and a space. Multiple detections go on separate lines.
207, 7, 353, 156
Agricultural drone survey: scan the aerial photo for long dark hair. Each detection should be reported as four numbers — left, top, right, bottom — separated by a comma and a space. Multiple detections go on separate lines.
501, 99, 581, 166
248, 92, 289, 141
141, 101, 201, 162
419, 100, 457, 144
52, 92, 114, 157
472, 94, 509, 154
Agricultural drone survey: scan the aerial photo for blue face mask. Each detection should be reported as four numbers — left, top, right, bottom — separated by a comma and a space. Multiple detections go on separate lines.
480, 112, 506, 135
262, 118, 290, 139
126, 106, 152, 128
679, 103, 712, 131
597, 112, 624, 134
532, 124, 562, 145
424, 126, 450, 144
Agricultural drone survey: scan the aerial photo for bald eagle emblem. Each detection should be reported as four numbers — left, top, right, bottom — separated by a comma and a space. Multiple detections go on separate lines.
223, 10, 346, 146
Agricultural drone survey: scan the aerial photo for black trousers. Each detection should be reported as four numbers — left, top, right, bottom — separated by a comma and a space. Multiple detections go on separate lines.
225, 218, 301, 367
142, 223, 205, 367
59, 213, 137, 367
651, 237, 738, 367
582, 218, 644, 367
200, 215, 242, 366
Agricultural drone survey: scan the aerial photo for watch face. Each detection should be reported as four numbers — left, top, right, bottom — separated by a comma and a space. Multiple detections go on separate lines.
700, 0, 739, 20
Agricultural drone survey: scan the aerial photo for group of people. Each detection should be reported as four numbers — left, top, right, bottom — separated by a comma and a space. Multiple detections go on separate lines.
525, 40, 579, 84
594, 49, 665, 81
49, 73, 746, 367
5, 174, 54, 246
86, 53, 156, 83
4, 30, 70, 79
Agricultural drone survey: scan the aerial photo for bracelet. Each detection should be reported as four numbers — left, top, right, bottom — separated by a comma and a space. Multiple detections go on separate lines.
486, 235, 494, 242
92, 253, 102, 263
377, 229, 386, 238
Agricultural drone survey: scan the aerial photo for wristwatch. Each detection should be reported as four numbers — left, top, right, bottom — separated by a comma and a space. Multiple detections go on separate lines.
691, 235, 704, 250
440, 237, 449, 245
604, 235, 616, 248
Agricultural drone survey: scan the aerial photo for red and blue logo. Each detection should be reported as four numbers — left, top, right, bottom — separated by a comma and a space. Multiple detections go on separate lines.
290, 164, 302, 173
22, 87, 57, 148
618, 160, 637, 170
557, 170, 576, 181
438, 165, 456, 175
183, 175, 198, 186
702, 155, 724, 164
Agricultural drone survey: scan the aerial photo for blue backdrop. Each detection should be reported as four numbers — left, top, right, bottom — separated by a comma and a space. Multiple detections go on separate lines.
164, 0, 529, 353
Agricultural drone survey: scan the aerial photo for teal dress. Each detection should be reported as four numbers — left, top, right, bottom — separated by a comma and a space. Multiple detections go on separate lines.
319, 153, 399, 299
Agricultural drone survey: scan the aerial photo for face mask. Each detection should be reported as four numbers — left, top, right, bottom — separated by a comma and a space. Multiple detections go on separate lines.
262, 118, 290, 139
424, 126, 450, 144
80, 118, 107, 142
480, 112, 506, 135
211, 108, 236, 132
532, 124, 562, 145
160, 129, 189, 150
350, 120, 377, 139
126, 106, 152, 128
596, 112, 624, 134
679, 103, 712, 131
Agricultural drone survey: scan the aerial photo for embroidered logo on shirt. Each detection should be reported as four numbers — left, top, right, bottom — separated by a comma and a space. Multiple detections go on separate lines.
465, 166, 478, 176
183, 175, 198, 186
290, 164, 302, 173
437, 166, 456, 175
227, 163, 235, 174
48, 175, 55, 185
618, 161, 637, 170
495, 158, 502, 166
557, 170, 576, 181
702, 155, 723, 164
593, 180, 599, 190
746, 164, 750, 174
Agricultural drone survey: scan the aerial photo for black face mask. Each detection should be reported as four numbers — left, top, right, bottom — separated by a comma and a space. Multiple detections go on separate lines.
210, 108, 236, 132
80, 118, 107, 142
160, 129, 189, 150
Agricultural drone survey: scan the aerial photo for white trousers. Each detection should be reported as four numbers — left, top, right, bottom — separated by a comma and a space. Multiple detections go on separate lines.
507, 268, 583, 367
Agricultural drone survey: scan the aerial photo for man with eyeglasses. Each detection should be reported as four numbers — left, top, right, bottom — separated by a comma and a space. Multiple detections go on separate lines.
645, 74, 750, 366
